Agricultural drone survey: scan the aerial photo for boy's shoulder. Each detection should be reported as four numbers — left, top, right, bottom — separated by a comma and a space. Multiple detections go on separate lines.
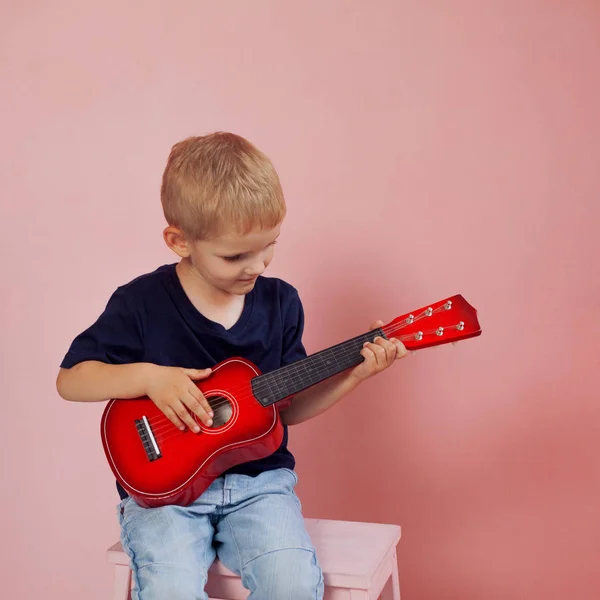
114, 263, 173, 295
253, 275, 303, 311
255, 273, 299, 295
102, 264, 176, 314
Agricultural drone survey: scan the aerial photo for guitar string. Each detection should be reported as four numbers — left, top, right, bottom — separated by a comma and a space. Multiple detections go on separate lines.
144, 311, 452, 436
147, 323, 467, 445
147, 318, 464, 441
145, 316, 466, 441
149, 326, 467, 446
145, 303, 455, 430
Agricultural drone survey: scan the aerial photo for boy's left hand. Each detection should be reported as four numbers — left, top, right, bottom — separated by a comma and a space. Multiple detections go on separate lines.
349, 320, 407, 384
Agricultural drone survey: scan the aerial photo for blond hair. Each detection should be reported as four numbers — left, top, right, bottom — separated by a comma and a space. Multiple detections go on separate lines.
160, 132, 286, 240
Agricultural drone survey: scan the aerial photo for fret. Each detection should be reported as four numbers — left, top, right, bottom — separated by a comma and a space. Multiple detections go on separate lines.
252, 328, 386, 407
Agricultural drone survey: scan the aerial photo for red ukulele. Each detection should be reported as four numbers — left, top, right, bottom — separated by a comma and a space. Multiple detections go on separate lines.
101, 294, 481, 508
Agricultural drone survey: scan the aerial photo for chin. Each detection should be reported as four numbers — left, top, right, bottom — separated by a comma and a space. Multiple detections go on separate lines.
234, 278, 257, 291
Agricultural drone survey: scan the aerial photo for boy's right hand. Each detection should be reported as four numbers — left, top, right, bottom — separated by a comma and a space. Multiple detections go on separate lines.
145, 366, 214, 433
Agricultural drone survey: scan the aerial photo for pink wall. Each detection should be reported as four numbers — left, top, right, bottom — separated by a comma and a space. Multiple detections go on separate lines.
2, 1, 599, 598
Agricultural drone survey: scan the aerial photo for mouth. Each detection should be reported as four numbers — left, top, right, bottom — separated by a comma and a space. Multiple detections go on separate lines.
237, 277, 257, 283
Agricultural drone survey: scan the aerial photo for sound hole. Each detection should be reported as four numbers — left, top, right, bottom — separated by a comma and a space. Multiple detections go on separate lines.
207, 395, 233, 428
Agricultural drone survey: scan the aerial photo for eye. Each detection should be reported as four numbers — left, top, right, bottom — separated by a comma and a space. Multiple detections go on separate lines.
223, 254, 244, 262
221, 241, 277, 262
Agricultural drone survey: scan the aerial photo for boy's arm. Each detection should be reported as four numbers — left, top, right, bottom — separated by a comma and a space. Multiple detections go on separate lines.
56, 361, 215, 431
280, 321, 407, 426
279, 370, 360, 425
56, 361, 154, 402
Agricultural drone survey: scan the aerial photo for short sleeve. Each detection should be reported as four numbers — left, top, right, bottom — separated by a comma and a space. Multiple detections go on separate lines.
281, 288, 307, 367
60, 287, 144, 369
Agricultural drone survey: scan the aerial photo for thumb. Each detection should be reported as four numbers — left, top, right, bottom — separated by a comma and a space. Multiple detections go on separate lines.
183, 368, 212, 380
369, 319, 384, 331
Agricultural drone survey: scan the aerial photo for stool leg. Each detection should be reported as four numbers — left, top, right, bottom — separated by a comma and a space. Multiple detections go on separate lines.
379, 551, 400, 600
113, 564, 132, 600
390, 552, 400, 600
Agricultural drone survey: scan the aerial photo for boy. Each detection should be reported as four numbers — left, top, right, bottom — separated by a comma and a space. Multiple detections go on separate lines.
56, 132, 406, 599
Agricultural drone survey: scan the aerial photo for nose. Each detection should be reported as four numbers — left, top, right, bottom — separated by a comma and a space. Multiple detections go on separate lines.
244, 255, 266, 277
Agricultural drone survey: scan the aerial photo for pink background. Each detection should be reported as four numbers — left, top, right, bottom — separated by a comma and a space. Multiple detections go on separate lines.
2, 1, 599, 598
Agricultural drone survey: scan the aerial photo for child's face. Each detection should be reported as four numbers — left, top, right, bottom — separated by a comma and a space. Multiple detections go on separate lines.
187, 224, 281, 295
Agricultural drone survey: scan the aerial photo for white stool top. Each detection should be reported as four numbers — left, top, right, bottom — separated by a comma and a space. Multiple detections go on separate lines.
108, 517, 401, 591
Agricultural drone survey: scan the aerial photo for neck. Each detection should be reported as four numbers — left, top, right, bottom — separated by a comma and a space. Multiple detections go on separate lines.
251, 328, 385, 407
176, 260, 237, 305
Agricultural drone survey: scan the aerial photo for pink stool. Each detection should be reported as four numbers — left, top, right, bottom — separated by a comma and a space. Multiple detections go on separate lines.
108, 518, 401, 599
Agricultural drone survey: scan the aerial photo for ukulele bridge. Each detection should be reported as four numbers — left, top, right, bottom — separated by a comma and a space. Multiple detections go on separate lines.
135, 416, 162, 462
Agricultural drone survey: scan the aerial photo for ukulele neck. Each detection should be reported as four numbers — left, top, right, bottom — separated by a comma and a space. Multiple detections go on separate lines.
251, 328, 385, 407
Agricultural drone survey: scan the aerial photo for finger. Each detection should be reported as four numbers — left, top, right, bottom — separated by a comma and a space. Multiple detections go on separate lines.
360, 346, 376, 366
163, 405, 186, 431
371, 336, 396, 363
369, 320, 384, 331
379, 338, 397, 364
390, 338, 408, 359
372, 342, 388, 367
182, 368, 212, 380
183, 391, 213, 427
188, 386, 214, 417
172, 399, 201, 433
363, 341, 386, 368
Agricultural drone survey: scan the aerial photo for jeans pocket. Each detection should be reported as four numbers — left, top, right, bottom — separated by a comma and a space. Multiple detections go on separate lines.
117, 496, 132, 526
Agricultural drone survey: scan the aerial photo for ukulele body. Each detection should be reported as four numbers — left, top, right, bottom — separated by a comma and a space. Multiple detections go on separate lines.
101, 357, 283, 508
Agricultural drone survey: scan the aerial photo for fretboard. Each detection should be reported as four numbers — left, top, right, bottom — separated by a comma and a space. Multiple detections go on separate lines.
251, 328, 386, 407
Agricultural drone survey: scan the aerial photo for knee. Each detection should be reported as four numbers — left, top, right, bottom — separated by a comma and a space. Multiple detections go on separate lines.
133, 564, 208, 600
244, 548, 323, 600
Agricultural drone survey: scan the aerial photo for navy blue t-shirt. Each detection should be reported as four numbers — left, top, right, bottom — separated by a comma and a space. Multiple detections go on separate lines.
60, 263, 307, 499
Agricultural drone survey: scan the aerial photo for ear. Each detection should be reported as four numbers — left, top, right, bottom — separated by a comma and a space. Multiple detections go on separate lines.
163, 226, 191, 258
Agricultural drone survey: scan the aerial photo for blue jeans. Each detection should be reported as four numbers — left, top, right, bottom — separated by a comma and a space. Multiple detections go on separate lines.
117, 468, 324, 599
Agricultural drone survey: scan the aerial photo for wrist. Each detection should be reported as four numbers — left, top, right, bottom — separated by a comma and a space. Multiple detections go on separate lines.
139, 363, 159, 397
346, 371, 365, 390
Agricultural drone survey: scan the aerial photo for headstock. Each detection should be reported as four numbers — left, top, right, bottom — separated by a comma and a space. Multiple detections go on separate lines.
382, 295, 481, 351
